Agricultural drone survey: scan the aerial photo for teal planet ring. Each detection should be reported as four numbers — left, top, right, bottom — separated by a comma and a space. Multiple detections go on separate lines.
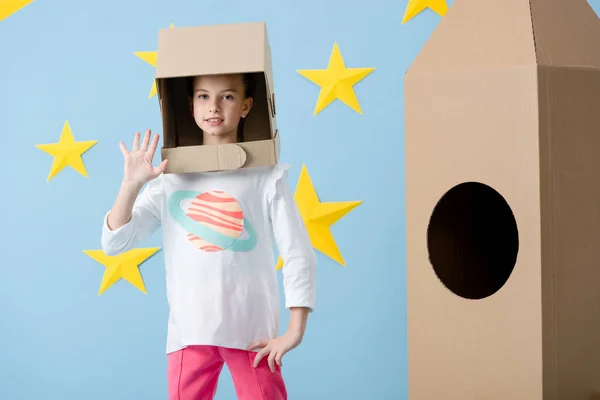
168, 190, 257, 252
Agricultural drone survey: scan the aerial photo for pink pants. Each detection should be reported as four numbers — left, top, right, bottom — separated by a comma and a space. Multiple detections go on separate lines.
167, 345, 287, 400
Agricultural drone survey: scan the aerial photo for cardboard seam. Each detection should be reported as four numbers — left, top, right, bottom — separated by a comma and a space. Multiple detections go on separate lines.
405, 64, 542, 77
546, 71, 559, 400
530, 1, 559, 396
536, 64, 600, 71
529, 0, 538, 64
539, 66, 560, 400
550, 82, 559, 400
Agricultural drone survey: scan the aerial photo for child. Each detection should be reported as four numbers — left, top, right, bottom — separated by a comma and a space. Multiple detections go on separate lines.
101, 72, 316, 400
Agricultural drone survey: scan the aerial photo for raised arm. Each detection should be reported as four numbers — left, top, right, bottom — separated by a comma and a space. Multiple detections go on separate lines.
101, 130, 168, 256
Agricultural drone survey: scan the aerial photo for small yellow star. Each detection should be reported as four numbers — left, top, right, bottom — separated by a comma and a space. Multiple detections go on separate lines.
402, 0, 449, 24
35, 120, 98, 182
276, 164, 362, 270
83, 248, 161, 295
134, 23, 174, 99
0, 0, 34, 21
297, 42, 375, 115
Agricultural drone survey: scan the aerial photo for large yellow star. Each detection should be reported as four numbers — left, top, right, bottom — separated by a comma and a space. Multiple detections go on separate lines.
297, 42, 375, 115
83, 248, 161, 295
276, 164, 362, 270
35, 120, 98, 182
402, 0, 449, 24
0, 0, 34, 21
134, 23, 174, 99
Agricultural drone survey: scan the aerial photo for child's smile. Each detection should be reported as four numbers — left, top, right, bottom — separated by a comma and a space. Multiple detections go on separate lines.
205, 117, 224, 126
190, 74, 253, 144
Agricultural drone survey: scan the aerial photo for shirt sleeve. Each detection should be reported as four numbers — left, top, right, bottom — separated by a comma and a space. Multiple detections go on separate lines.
267, 164, 317, 312
101, 179, 162, 256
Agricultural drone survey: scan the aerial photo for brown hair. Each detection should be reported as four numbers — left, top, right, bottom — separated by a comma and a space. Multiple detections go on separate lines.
187, 73, 257, 143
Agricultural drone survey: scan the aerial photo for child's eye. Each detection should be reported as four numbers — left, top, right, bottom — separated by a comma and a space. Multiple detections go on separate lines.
197, 94, 208, 100
223, 94, 234, 100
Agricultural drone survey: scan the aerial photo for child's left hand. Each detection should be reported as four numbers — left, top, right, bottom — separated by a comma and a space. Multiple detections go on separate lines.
247, 330, 303, 372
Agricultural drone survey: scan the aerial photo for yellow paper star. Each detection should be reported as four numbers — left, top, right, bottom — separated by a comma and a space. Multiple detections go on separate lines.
276, 164, 362, 270
134, 23, 174, 98
83, 248, 161, 295
35, 121, 98, 182
0, 0, 34, 21
297, 42, 375, 115
402, 0, 449, 24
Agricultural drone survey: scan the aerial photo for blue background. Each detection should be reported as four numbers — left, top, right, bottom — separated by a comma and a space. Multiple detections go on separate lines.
1, 0, 599, 399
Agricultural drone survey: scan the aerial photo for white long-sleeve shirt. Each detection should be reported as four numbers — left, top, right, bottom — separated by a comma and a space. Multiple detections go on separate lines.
101, 163, 316, 354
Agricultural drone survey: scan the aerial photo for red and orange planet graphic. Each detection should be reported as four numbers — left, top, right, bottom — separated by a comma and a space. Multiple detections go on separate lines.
185, 191, 245, 252
168, 190, 257, 253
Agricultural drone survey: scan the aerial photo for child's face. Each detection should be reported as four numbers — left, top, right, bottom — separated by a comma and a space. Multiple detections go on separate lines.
189, 74, 253, 140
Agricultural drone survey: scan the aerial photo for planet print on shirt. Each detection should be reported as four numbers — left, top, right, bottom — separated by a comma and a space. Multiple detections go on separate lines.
168, 190, 257, 253
185, 191, 244, 252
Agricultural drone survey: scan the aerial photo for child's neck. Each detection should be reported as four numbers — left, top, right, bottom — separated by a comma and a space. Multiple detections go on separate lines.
203, 131, 237, 146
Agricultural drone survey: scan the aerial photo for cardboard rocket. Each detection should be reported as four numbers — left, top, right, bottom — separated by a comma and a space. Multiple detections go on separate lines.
404, 0, 600, 398
155, 22, 278, 174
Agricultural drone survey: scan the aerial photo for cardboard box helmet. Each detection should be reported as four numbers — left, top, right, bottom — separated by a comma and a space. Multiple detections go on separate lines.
155, 22, 279, 173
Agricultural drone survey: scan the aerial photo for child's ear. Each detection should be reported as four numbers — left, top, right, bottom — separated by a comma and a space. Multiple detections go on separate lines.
241, 98, 254, 118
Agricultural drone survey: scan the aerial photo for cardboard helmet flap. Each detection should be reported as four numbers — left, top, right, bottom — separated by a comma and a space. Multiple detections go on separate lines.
155, 22, 279, 173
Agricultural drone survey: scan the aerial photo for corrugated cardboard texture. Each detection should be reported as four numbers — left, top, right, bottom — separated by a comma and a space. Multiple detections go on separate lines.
406, 0, 536, 72
404, 0, 600, 398
155, 22, 269, 78
161, 143, 247, 172
160, 134, 279, 174
155, 22, 279, 173
530, 0, 600, 68
405, 66, 544, 400
537, 67, 600, 400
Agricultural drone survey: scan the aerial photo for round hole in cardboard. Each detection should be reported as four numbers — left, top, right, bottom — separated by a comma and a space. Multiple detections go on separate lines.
426, 182, 519, 300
